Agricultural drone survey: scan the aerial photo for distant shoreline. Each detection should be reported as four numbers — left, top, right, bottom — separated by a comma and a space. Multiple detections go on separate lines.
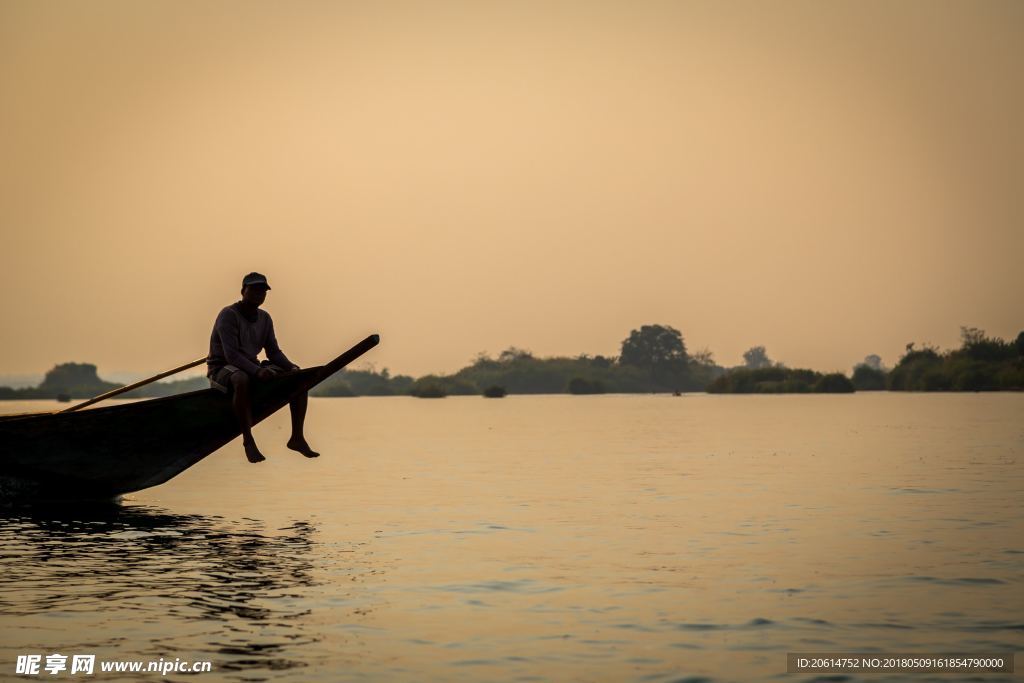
3, 324, 1021, 400
3, 390, 1023, 409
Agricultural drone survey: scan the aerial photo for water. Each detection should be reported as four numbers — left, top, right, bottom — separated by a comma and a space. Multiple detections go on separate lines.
1, 394, 1022, 682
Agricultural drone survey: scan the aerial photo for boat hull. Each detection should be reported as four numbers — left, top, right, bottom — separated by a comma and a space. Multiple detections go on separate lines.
0, 335, 378, 500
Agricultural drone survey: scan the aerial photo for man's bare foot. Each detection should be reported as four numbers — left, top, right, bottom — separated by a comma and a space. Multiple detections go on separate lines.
244, 441, 266, 463
287, 437, 320, 458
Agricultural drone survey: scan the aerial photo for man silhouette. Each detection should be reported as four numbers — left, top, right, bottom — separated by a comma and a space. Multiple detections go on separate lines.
207, 272, 319, 463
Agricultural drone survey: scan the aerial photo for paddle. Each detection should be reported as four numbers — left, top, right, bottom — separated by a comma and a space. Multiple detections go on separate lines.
60, 357, 208, 413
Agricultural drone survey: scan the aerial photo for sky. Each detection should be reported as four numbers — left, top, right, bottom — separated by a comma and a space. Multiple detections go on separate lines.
1, 1, 1021, 383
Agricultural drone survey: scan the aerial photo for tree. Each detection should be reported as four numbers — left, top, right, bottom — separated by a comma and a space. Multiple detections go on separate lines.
621, 325, 688, 366
619, 324, 689, 390
862, 354, 883, 371
691, 347, 716, 367
815, 373, 855, 393
958, 326, 1015, 362
960, 326, 986, 346
498, 347, 533, 363
742, 346, 772, 369
852, 364, 886, 390
851, 354, 887, 390
471, 351, 501, 370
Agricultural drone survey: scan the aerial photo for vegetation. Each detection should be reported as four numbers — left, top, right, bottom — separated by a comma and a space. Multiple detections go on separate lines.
0, 362, 211, 401
888, 328, 1024, 391
0, 363, 118, 400
408, 374, 475, 397
709, 342, 856, 393
851, 364, 887, 390
445, 351, 650, 395
567, 377, 605, 394
815, 373, 855, 393
619, 325, 690, 391
313, 367, 414, 397
707, 366, 851, 393
410, 381, 448, 398
3, 325, 1020, 401
851, 354, 887, 390
742, 346, 774, 369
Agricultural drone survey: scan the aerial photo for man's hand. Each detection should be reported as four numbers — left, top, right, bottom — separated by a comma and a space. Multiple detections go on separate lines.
256, 368, 274, 381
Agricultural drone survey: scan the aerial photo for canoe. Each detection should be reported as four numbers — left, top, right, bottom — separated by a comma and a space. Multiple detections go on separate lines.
0, 334, 379, 501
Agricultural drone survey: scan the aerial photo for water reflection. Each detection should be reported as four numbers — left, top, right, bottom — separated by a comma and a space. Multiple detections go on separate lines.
0, 502, 330, 678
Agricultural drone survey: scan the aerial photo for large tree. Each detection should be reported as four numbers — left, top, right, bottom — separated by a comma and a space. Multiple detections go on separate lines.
620, 324, 689, 390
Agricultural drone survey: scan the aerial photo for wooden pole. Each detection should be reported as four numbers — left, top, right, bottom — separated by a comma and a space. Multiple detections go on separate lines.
61, 357, 208, 413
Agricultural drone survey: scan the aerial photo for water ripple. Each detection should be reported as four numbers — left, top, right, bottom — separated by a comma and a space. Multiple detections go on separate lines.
0, 502, 366, 677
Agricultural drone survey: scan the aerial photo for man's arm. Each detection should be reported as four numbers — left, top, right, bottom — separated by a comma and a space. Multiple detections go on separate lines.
217, 309, 263, 375
264, 315, 298, 370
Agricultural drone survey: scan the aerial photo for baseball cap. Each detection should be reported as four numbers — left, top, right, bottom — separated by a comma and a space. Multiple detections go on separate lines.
242, 272, 271, 289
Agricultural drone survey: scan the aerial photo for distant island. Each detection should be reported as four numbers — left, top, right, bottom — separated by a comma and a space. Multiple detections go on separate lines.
315, 324, 1023, 396
0, 363, 208, 401
2, 324, 1021, 401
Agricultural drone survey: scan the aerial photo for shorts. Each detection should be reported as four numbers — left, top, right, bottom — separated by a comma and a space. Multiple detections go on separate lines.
209, 361, 286, 394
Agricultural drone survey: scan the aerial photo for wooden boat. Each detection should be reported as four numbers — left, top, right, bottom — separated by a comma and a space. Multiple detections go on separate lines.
0, 334, 379, 501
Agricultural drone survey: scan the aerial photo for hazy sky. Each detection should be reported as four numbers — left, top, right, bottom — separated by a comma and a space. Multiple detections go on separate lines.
1, 1, 1021, 381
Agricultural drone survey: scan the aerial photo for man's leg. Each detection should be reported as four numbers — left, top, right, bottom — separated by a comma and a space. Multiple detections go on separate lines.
231, 372, 266, 463
286, 391, 320, 458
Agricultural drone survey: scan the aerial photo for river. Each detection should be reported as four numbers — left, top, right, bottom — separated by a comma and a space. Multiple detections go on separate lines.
1, 393, 1021, 682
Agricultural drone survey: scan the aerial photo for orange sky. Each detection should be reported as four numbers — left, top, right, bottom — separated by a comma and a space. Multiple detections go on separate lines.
1, 1, 1021, 381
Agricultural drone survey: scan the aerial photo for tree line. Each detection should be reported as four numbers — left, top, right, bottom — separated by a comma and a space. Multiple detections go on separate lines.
876, 327, 1024, 391
3, 324, 1021, 400
316, 324, 1023, 397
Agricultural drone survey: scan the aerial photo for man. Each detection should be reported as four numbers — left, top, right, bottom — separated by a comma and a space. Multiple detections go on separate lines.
207, 272, 319, 463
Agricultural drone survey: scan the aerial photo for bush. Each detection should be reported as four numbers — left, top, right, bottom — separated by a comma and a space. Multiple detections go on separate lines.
312, 368, 414, 397
888, 350, 943, 390
957, 327, 1017, 362
707, 367, 824, 393
920, 368, 952, 391
814, 373, 855, 393
949, 360, 999, 391
319, 381, 355, 397
852, 365, 887, 390
886, 333, 1024, 391
412, 383, 446, 398
778, 378, 814, 393
567, 377, 605, 394
996, 362, 1024, 389
409, 374, 477, 397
